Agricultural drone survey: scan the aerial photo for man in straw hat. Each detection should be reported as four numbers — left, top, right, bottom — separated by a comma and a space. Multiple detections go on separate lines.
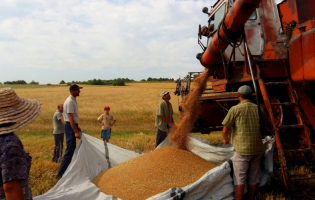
222, 85, 270, 200
0, 88, 42, 200
57, 84, 82, 179
155, 91, 174, 147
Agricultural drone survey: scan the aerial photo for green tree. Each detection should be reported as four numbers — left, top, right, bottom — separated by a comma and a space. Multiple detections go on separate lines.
29, 80, 39, 85
59, 80, 66, 84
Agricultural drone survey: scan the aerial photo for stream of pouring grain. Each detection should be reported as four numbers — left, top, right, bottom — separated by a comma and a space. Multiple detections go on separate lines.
168, 68, 211, 150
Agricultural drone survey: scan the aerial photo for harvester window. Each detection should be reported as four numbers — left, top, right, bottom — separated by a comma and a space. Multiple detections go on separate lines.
209, 3, 226, 31
248, 10, 257, 20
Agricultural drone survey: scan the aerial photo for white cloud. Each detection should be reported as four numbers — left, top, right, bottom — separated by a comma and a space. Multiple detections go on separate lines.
0, 0, 218, 83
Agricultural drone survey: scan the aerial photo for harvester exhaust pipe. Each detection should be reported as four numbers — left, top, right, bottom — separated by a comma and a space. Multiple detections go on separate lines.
199, 0, 262, 69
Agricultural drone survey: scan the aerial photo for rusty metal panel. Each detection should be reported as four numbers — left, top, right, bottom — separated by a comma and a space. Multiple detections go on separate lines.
258, 60, 288, 78
291, 82, 315, 131
292, 20, 315, 38
278, 0, 315, 34
302, 28, 315, 82
264, 41, 288, 60
278, 0, 299, 35
296, 0, 315, 25
211, 79, 227, 92
259, 0, 281, 42
289, 34, 304, 82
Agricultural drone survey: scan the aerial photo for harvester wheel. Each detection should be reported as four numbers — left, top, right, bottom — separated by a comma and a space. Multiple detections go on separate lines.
271, 98, 283, 126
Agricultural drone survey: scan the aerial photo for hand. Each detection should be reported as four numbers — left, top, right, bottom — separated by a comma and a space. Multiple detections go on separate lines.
168, 122, 175, 128
75, 132, 81, 139
223, 138, 230, 145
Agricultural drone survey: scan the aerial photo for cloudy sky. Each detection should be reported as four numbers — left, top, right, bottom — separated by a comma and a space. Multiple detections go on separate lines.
0, 0, 282, 84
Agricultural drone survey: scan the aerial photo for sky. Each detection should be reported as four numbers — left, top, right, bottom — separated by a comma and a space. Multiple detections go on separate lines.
0, 0, 283, 84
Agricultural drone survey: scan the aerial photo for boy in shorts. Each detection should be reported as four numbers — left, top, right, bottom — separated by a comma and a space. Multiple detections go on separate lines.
97, 106, 116, 142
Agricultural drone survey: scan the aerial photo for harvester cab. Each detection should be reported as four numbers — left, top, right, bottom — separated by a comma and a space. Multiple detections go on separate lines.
175, 0, 315, 189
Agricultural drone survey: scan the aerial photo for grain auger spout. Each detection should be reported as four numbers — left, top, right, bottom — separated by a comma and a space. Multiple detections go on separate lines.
197, 0, 262, 70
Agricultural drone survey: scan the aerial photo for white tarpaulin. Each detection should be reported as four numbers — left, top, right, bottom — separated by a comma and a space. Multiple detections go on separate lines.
34, 134, 275, 200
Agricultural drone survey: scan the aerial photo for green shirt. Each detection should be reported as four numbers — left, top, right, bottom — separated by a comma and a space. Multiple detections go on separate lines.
222, 100, 268, 155
155, 101, 174, 132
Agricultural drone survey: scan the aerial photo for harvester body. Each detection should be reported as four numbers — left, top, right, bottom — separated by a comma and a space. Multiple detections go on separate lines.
175, 0, 315, 187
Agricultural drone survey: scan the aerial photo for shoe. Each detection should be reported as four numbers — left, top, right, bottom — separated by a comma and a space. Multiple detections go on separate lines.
56, 174, 62, 180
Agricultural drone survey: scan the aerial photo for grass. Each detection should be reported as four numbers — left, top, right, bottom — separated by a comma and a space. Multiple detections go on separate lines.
7, 82, 315, 199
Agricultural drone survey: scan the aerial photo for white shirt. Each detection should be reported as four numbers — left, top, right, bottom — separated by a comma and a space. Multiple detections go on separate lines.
63, 95, 79, 123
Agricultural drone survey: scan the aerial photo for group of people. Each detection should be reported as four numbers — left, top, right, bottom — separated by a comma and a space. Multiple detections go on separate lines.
0, 83, 268, 200
52, 84, 116, 179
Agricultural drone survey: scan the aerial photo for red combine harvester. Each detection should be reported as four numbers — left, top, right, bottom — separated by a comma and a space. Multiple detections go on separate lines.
175, 0, 315, 188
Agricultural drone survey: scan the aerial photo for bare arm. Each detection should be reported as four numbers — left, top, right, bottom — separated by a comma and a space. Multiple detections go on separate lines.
222, 126, 230, 144
159, 116, 174, 127
60, 118, 66, 125
3, 180, 24, 200
111, 119, 116, 126
97, 119, 104, 126
69, 113, 81, 139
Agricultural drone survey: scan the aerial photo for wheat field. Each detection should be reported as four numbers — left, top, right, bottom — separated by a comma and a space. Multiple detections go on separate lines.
8, 82, 314, 199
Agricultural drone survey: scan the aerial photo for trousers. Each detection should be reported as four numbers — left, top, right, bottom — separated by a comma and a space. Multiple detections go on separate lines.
52, 133, 64, 162
156, 128, 169, 147
57, 122, 77, 177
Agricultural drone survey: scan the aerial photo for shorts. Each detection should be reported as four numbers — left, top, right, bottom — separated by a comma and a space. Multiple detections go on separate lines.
232, 152, 262, 185
101, 129, 111, 139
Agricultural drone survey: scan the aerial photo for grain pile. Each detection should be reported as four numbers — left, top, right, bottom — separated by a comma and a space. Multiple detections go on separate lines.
92, 146, 216, 200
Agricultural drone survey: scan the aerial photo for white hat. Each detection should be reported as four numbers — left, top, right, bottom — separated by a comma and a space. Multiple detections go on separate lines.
0, 88, 42, 135
238, 85, 253, 94
160, 91, 169, 97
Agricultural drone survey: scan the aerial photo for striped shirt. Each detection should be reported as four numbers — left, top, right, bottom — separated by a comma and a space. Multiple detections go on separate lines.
222, 100, 268, 155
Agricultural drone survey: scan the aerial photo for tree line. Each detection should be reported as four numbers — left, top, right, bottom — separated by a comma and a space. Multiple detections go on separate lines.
1, 80, 39, 85
1, 77, 175, 86
62, 78, 133, 86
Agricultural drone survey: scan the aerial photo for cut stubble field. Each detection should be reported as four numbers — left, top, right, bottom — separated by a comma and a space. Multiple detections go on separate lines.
13, 82, 223, 196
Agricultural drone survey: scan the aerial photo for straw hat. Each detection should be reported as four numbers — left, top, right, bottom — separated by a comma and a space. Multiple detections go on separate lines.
0, 88, 42, 135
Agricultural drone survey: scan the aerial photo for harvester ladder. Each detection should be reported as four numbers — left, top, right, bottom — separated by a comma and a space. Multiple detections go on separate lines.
258, 78, 315, 189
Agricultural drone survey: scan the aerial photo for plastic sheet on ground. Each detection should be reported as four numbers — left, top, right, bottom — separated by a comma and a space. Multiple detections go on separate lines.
34, 134, 275, 200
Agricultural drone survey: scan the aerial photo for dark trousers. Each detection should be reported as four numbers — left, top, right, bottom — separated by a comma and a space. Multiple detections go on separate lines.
57, 122, 77, 177
52, 133, 64, 162
156, 129, 168, 148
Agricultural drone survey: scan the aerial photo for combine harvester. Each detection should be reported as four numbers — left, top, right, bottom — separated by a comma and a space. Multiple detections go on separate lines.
175, 0, 315, 189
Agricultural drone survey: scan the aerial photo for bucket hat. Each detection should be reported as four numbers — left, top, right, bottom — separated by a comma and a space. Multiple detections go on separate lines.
0, 88, 42, 135
160, 91, 169, 97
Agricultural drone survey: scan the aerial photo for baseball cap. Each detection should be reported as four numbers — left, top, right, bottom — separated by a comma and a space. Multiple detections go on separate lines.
69, 84, 83, 91
160, 91, 169, 97
238, 85, 253, 95
104, 106, 110, 110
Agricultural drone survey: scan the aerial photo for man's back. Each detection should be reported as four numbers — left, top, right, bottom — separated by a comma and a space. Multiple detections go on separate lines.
222, 100, 263, 155
53, 111, 65, 134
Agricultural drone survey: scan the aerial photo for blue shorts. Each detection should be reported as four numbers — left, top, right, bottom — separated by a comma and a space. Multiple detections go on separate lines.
101, 129, 111, 139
